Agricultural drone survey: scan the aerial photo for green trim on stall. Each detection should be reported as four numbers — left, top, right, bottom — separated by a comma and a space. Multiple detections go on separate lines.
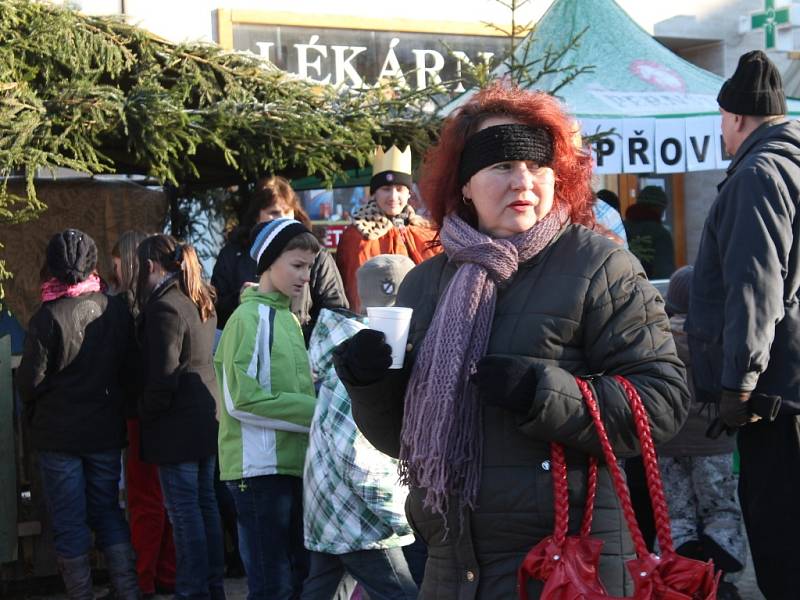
291, 168, 373, 191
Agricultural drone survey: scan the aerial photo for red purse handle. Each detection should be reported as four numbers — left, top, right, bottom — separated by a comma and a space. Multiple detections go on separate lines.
549, 376, 673, 557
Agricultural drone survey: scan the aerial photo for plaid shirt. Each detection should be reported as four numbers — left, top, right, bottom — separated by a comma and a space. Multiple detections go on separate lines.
303, 309, 414, 554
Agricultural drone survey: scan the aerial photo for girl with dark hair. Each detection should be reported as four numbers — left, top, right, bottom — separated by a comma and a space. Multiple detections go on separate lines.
136, 234, 225, 600
112, 230, 177, 597
18, 229, 139, 600
335, 85, 690, 598
211, 176, 348, 337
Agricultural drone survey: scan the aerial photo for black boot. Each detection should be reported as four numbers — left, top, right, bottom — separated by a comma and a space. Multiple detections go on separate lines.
675, 539, 704, 561
103, 543, 141, 600
57, 554, 96, 600
700, 534, 744, 574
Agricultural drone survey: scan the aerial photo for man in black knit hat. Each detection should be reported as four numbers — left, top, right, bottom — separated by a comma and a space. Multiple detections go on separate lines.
687, 49, 800, 599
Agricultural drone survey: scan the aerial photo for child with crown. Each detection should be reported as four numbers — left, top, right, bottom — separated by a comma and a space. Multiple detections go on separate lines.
335, 145, 441, 312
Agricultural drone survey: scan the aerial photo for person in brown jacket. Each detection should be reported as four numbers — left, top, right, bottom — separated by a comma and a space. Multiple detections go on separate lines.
335, 145, 440, 313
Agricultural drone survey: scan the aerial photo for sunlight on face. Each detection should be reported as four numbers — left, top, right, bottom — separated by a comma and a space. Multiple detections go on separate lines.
261, 248, 316, 298
259, 202, 294, 223
373, 184, 411, 217
461, 116, 555, 238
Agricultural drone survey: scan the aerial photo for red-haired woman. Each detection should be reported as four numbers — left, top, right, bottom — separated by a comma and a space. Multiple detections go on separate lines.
334, 85, 690, 598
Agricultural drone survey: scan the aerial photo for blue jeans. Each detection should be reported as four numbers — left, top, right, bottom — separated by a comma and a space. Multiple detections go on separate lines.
38, 450, 130, 559
226, 475, 308, 600
158, 457, 225, 600
300, 548, 418, 600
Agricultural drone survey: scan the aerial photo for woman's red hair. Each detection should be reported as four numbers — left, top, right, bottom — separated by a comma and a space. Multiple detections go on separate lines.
420, 84, 595, 230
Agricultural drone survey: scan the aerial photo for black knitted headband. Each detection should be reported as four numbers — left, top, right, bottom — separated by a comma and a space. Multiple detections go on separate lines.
458, 124, 553, 186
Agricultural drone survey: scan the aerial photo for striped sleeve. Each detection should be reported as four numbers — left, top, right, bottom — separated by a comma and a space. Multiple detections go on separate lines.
215, 305, 315, 432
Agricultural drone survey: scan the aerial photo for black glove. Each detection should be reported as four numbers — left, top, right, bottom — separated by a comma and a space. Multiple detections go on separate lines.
333, 329, 393, 386
471, 354, 539, 414
719, 389, 759, 428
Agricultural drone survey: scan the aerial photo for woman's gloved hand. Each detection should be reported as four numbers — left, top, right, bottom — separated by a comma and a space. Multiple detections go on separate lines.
333, 329, 393, 386
470, 354, 539, 414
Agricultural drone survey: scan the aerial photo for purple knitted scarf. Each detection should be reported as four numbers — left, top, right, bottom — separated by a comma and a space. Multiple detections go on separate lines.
399, 207, 568, 520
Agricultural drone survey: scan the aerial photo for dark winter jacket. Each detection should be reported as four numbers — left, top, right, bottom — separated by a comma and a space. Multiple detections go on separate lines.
211, 234, 348, 338
117, 290, 144, 419
624, 203, 675, 279
138, 277, 219, 464
345, 224, 689, 599
657, 314, 735, 457
18, 292, 131, 453
688, 119, 800, 414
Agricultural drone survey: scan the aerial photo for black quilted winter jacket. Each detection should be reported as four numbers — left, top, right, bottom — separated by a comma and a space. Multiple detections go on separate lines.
343, 224, 690, 600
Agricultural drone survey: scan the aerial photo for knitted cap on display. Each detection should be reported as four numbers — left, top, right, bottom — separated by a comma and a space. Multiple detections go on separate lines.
46, 228, 98, 285
356, 254, 415, 309
665, 265, 693, 315
637, 186, 668, 209
717, 50, 787, 116
250, 218, 312, 274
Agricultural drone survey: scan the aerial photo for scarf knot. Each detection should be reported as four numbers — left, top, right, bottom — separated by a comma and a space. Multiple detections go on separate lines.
399, 207, 568, 524
448, 239, 519, 285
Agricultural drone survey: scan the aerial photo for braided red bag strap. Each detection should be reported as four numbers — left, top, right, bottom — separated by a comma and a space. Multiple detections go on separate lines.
575, 378, 650, 558
549, 443, 598, 544
613, 375, 674, 554
550, 442, 570, 545
580, 456, 598, 537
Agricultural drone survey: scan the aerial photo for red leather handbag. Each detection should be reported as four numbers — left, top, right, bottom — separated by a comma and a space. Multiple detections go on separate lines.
517, 376, 719, 600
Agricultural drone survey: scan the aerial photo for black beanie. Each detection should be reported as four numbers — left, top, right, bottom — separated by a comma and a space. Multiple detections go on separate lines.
46, 229, 98, 285
717, 50, 787, 116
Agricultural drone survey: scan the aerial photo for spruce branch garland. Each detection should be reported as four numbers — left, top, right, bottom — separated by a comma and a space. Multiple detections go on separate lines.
0, 0, 440, 294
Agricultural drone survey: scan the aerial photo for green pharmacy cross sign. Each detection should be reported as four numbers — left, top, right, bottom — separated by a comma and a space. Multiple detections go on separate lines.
751, 0, 792, 49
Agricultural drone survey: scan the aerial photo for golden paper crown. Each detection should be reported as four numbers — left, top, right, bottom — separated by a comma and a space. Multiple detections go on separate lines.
371, 145, 412, 176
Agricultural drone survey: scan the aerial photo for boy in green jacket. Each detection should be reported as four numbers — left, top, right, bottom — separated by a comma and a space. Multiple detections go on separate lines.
214, 218, 319, 600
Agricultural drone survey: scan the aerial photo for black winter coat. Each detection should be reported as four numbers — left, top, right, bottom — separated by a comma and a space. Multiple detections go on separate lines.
345, 225, 689, 599
18, 292, 131, 453
138, 277, 219, 464
211, 236, 348, 338
623, 203, 676, 279
688, 120, 800, 414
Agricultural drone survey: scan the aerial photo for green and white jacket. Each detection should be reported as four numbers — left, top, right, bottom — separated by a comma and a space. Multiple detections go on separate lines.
215, 287, 316, 481
304, 308, 414, 554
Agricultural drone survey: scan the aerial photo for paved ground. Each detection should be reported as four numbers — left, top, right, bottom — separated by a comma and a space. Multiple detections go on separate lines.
7, 550, 764, 599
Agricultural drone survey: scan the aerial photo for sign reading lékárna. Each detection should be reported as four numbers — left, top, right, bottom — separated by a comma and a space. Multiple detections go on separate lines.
231, 23, 506, 92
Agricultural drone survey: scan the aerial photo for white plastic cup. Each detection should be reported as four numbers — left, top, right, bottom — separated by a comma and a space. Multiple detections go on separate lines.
366, 306, 413, 369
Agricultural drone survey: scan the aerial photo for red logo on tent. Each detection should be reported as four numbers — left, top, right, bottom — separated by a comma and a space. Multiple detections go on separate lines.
630, 60, 686, 92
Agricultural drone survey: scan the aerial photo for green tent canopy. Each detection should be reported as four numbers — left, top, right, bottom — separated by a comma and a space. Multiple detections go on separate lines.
444, 0, 800, 174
